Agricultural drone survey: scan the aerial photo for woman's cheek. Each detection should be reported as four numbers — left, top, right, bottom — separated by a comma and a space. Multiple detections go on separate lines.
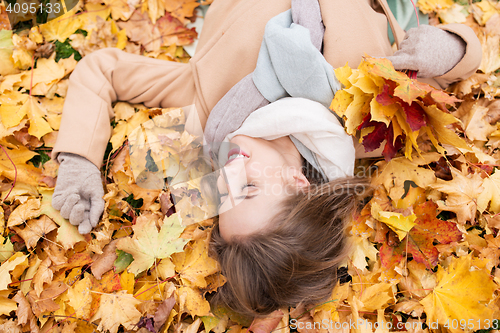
247, 161, 263, 180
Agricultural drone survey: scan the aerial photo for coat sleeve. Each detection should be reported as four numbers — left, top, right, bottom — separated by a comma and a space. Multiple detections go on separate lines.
432, 23, 482, 89
52, 48, 196, 168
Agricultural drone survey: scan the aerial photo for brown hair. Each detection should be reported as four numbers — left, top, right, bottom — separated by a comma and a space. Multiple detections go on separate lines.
210, 160, 369, 318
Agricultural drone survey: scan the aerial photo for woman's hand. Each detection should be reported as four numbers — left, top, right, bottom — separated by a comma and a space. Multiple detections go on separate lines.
52, 153, 105, 234
386, 25, 466, 78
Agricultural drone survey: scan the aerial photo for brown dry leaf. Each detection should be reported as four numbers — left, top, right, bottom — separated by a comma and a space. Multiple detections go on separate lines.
154, 295, 176, 331
479, 31, 500, 74
87, 220, 114, 254
0, 319, 22, 333
449, 73, 494, 97
11, 215, 57, 249
12, 290, 38, 332
116, 10, 197, 52
249, 310, 284, 333
462, 103, 497, 141
0, 4, 11, 30
27, 281, 67, 317
91, 239, 118, 279
32, 257, 53, 297
7, 198, 40, 227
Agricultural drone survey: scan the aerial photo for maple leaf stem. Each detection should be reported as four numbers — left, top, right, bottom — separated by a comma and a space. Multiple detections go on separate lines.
408, 0, 420, 27
133, 273, 179, 299
0, 144, 17, 203
348, 256, 364, 298
29, 51, 35, 97
7, 278, 33, 286
44, 312, 98, 332
395, 288, 434, 295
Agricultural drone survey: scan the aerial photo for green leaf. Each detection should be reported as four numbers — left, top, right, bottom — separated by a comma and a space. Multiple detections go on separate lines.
114, 250, 134, 273
54, 39, 82, 62
28, 147, 51, 168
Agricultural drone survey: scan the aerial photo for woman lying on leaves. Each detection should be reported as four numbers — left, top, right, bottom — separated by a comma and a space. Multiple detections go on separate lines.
51, 0, 481, 319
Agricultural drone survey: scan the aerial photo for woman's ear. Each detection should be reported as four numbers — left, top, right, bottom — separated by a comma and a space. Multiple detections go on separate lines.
283, 166, 310, 188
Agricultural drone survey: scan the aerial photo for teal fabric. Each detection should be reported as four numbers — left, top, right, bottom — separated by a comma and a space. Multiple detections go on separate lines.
387, 0, 429, 44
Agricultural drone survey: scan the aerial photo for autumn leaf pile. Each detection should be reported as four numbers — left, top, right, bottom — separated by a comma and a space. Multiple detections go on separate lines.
0, 0, 500, 332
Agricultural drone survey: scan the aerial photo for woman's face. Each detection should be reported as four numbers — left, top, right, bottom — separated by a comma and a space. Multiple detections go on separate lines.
217, 135, 309, 241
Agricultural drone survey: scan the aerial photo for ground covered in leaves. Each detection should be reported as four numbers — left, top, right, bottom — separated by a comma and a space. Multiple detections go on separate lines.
0, 0, 500, 332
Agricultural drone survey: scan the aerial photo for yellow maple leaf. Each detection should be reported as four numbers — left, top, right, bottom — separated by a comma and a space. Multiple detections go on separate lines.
420, 254, 497, 333
472, 0, 500, 25
91, 290, 142, 333
349, 236, 379, 273
39, 188, 85, 250
417, 0, 454, 14
19, 58, 66, 93
116, 213, 189, 275
353, 282, 397, 312
0, 252, 28, 291
67, 274, 93, 319
104, 0, 137, 21
171, 233, 219, 288
110, 110, 151, 151
371, 202, 417, 241
78, 3, 112, 32
0, 141, 42, 185
21, 96, 53, 139
177, 286, 211, 317
0, 289, 17, 316
429, 167, 485, 223
477, 171, 500, 213
164, 0, 199, 22
0, 104, 24, 129
374, 153, 440, 201
39, 8, 83, 42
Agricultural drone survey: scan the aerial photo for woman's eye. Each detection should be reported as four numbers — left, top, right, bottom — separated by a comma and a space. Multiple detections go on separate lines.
241, 183, 256, 191
218, 193, 228, 209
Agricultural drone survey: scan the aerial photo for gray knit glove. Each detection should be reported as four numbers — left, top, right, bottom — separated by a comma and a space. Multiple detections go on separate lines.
386, 25, 466, 78
52, 153, 105, 234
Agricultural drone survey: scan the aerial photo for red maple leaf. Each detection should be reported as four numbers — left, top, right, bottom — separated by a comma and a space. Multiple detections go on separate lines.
379, 201, 462, 270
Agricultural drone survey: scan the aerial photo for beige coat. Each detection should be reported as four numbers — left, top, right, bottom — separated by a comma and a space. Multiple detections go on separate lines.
52, 0, 482, 167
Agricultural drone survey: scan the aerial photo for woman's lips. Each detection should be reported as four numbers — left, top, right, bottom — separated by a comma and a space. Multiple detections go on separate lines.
225, 148, 249, 166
